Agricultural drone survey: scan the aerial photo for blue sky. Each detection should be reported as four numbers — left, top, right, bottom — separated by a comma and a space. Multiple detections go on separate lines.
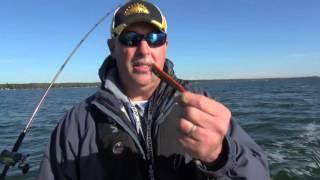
1, 0, 319, 83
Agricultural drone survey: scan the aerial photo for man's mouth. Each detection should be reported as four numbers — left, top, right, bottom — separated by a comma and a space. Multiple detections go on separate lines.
132, 62, 152, 73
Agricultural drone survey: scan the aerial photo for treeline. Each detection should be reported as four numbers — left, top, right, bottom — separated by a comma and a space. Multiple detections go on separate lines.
0, 83, 100, 90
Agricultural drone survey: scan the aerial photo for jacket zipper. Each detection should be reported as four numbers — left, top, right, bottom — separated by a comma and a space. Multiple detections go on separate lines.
146, 101, 155, 180
145, 92, 180, 180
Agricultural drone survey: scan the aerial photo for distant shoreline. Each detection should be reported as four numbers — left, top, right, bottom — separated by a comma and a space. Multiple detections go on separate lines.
189, 75, 320, 82
0, 76, 319, 90
0, 82, 100, 90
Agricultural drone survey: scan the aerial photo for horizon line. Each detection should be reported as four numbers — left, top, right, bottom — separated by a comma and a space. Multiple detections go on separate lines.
1, 75, 319, 85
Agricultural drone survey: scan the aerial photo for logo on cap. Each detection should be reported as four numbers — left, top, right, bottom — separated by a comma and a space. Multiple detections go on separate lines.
124, 3, 150, 16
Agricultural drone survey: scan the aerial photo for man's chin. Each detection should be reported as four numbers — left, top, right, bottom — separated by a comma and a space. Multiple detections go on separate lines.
132, 75, 159, 87
134, 78, 152, 86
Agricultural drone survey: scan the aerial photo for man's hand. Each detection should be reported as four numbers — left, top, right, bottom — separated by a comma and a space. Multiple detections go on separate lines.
176, 91, 231, 163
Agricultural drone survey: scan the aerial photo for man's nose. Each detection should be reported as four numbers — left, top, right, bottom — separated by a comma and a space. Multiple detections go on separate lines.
137, 39, 151, 56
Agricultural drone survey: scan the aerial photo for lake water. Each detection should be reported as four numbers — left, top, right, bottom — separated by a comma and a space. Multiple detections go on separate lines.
0, 77, 319, 180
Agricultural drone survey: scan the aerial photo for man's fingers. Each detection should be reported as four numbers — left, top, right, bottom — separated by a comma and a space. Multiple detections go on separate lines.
177, 91, 229, 117
179, 118, 224, 142
181, 106, 224, 130
179, 118, 200, 141
179, 118, 195, 137
178, 127, 223, 162
175, 92, 231, 162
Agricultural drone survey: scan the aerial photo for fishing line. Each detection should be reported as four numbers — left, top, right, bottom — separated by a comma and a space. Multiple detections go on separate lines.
0, 4, 121, 180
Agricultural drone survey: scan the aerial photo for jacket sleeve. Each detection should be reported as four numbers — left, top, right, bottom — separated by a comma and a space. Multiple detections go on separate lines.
37, 109, 80, 180
197, 119, 271, 180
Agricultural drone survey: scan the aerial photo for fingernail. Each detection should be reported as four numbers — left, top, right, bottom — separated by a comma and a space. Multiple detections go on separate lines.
175, 92, 188, 105
181, 93, 188, 104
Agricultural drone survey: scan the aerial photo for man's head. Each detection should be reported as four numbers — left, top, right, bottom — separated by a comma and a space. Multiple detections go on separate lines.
108, 0, 168, 99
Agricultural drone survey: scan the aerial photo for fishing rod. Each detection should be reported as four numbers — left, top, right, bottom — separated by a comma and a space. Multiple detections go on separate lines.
0, 4, 120, 180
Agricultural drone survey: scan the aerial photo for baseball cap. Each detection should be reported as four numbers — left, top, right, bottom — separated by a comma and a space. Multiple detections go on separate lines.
111, 0, 167, 37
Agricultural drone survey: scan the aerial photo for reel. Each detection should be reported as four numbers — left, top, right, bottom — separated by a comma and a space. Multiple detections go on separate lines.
0, 150, 30, 174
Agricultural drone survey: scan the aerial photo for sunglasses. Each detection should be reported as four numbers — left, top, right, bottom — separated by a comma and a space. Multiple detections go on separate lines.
118, 31, 167, 47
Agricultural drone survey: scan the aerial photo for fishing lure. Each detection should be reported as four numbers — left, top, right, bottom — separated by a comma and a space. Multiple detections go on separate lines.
151, 64, 186, 92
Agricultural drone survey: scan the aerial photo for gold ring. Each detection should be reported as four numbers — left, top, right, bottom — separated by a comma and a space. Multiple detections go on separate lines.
187, 124, 197, 138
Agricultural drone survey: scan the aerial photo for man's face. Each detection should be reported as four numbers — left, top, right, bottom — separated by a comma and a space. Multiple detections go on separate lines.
109, 22, 168, 90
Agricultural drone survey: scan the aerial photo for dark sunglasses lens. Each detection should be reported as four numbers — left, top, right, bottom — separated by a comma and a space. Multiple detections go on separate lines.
147, 33, 166, 47
119, 32, 166, 47
119, 32, 141, 46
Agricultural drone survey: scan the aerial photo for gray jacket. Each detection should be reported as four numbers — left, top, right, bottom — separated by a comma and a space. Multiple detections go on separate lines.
38, 57, 271, 180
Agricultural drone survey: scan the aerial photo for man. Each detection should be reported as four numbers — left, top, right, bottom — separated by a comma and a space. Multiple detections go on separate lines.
38, 0, 271, 179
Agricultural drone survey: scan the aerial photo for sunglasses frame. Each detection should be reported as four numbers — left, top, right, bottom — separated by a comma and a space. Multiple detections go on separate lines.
118, 31, 167, 47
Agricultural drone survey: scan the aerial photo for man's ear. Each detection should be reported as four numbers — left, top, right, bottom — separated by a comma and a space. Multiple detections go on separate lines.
107, 38, 115, 58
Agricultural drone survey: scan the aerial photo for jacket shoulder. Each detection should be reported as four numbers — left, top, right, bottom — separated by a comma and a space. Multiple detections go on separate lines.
56, 94, 97, 142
